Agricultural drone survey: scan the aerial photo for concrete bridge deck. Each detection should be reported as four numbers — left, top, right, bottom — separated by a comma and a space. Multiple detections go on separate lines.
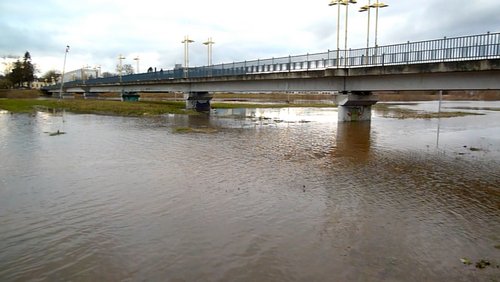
42, 32, 500, 121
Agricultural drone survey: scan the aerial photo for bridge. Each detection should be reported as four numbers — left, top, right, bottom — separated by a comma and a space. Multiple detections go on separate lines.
44, 32, 500, 121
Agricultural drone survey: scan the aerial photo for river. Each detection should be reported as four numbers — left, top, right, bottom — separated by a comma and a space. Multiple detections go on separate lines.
0, 101, 499, 281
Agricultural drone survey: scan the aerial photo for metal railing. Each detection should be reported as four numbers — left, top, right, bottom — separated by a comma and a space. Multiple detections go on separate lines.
53, 32, 500, 88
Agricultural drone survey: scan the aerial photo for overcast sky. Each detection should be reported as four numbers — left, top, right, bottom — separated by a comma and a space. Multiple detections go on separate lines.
1, 0, 499, 76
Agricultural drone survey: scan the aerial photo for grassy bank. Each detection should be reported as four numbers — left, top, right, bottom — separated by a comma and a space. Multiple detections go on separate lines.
0, 99, 190, 116
0, 89, 42, 99
0, 98, 335, 116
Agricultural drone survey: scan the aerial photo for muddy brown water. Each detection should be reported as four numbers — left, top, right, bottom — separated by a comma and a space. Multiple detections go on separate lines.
1, 101, 499, 281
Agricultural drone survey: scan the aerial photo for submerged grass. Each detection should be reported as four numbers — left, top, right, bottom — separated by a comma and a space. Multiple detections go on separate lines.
0, 99, 191, 116
373, 103, 484, 119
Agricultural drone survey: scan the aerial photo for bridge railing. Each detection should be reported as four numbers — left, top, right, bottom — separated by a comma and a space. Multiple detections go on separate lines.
184, 32, 500, 77
349, 32, 500, 67
46, 32, 499, 90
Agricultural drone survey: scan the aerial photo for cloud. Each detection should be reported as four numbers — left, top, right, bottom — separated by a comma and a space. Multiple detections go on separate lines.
1, 0, 499, 75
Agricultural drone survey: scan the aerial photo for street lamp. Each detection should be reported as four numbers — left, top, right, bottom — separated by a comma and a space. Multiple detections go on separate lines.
203, 37, 215, 66
372, 0, 388, 47
182, 35, 195, 77
329, 0, 343, 67
118, 54, 125, 83
360, 0, 388, 48
133, 56, 140, 73
359, 1, 371, 52
59, 46, 70, 99
329, 0, 357, 67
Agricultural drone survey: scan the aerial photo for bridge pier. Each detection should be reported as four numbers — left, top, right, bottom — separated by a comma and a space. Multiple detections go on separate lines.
336, 91, 378, 122
184, 91, 213, 112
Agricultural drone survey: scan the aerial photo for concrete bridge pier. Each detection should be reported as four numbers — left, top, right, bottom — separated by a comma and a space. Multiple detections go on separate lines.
336, 91, 378, 122
184, 91, 213, 112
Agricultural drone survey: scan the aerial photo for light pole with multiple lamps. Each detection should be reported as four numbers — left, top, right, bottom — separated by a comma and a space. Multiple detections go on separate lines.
59, 45, 70, 99
182, 35, 195, 77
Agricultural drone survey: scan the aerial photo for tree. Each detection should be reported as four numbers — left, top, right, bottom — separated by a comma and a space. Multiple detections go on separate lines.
102, 72, 115, 78
116, 63, 134, 75
41, 70, 60, 84
7, 51, 36, 88
7, 60, 24, 87
0, 75, 13, 89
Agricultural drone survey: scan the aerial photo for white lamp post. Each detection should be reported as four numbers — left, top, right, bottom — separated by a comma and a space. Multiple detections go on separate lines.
182, 35, 195, 77
59, 45, 69, 99
329, 0, 357, 67
359, 1, 371, 51
118, 54, 125, 83
329, 0, 343, 67
133, 56, 140, 73
343, 0, 357, 66
203, 37, 215, 66
372, 0, 388, 47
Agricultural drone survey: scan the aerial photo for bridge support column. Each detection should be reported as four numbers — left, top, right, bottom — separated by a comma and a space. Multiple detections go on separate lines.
184, 91, 213, 112
336, 91, 378, 122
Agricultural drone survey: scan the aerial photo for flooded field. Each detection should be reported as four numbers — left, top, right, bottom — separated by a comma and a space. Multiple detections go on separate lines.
0, 101, 499, 281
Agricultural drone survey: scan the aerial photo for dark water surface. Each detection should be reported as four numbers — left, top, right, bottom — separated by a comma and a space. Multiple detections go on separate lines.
1, 101, 499, 281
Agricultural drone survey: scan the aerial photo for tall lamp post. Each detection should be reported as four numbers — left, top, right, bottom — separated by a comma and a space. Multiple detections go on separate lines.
329, 0, 343, 67
359, 1, 371, 51
118, 54, 125, 83
329, 0, 357, 67
59, 45, 70, 99
133, 56, 140, 73
372, 0, 388, 47
359, 0, 388, 63
182, 35, 195, 77
203, 37, 215, 66
343, 0, 357, 66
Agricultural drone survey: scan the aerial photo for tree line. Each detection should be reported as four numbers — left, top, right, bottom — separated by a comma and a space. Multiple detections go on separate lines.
1, 51, 63, 89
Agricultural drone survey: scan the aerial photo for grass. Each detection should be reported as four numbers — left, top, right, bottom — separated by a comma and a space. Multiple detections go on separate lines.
0, 98, 335, 117
0, 99, 192, 116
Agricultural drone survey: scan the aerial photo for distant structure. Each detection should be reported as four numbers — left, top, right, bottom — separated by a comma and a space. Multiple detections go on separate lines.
62, 67, 102, 83
31, 79, 54, 89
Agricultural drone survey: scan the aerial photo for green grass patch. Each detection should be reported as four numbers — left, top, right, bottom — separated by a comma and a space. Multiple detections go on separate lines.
0, 99, 193, 116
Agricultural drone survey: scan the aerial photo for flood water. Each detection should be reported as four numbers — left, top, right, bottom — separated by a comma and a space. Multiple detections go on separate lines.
1, 101, 499, 281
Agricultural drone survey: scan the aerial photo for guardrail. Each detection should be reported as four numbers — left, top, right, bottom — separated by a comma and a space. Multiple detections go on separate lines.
50, 32, 500, 89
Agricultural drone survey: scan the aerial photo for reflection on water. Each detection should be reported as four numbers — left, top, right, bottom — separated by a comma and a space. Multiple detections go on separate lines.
333, 122, 372, 163
0, 101, 499, 281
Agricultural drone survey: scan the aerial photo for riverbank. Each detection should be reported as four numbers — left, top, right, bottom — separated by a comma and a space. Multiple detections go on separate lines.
0, 89, 41, 99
